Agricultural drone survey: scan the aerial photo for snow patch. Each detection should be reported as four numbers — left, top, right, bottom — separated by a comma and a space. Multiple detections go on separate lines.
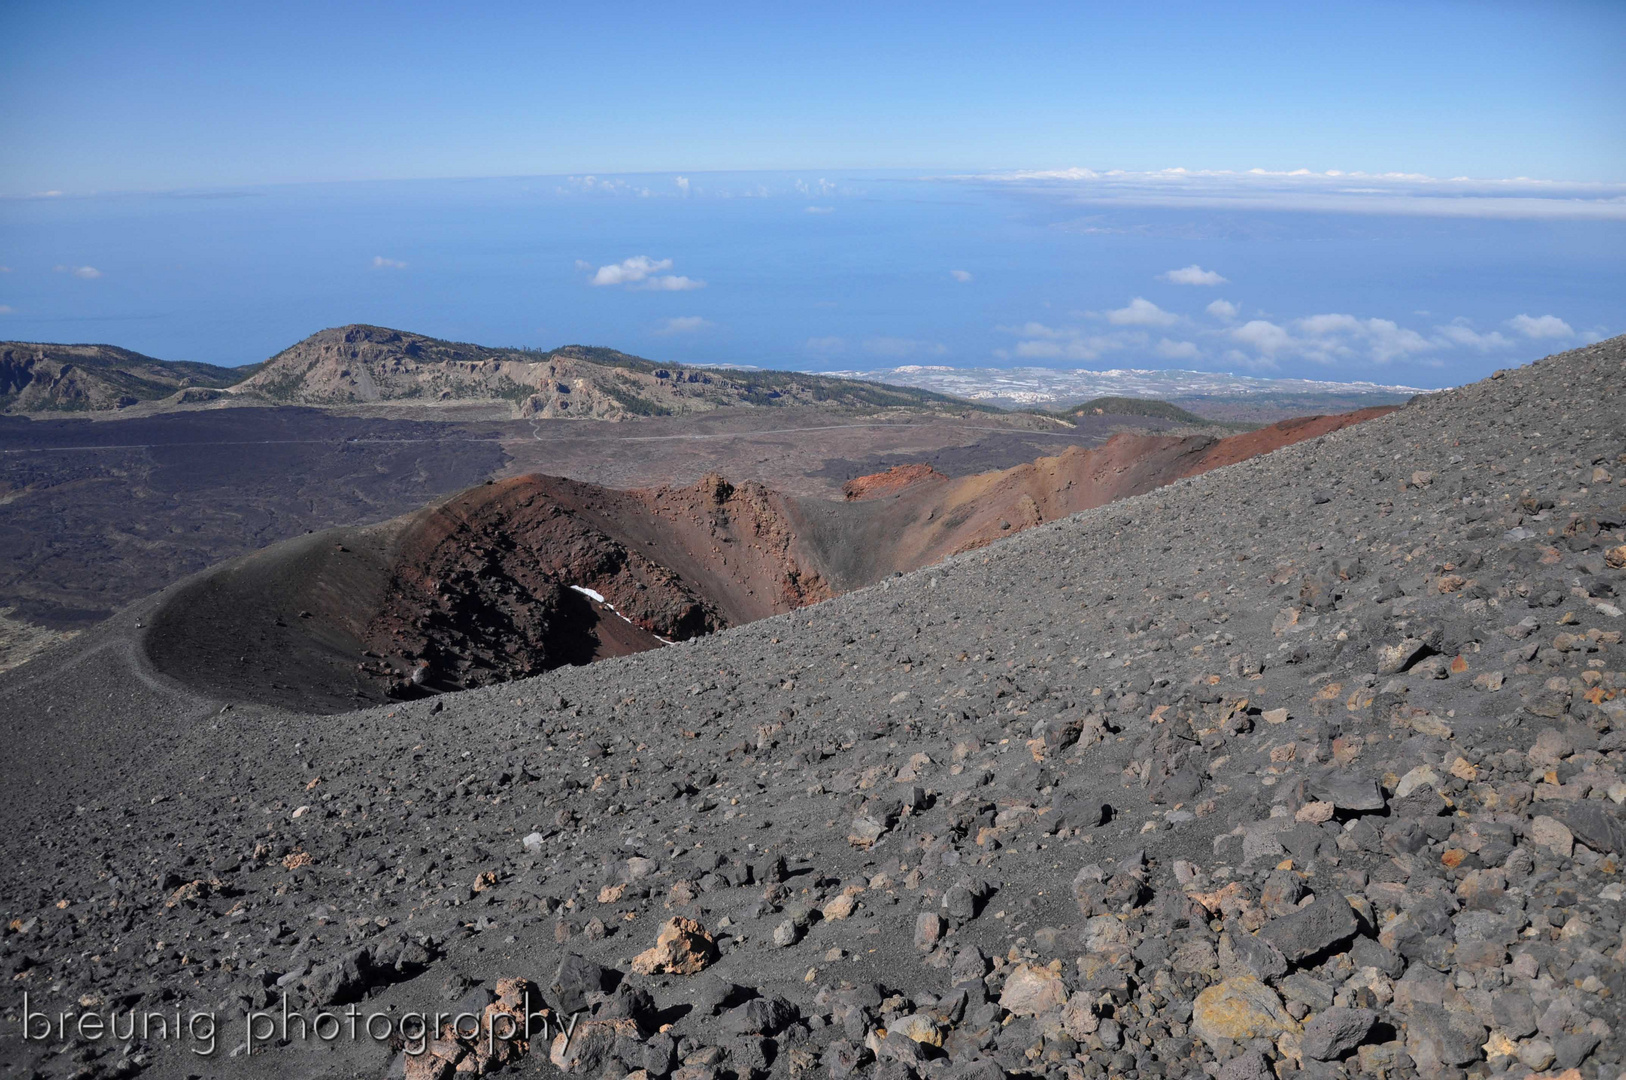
570, 585, 672, 645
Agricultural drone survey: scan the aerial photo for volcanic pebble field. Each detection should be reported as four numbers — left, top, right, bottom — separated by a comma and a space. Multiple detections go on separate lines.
1, 339, 1625, 1080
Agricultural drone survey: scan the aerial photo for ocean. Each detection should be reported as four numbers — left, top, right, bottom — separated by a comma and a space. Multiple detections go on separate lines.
1, 169, 1621, 388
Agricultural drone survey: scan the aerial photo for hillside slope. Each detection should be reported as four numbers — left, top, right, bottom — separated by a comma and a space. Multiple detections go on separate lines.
0, 341, 250, 413
1, 339, 1623, 1080
1052, 396, 1212, 426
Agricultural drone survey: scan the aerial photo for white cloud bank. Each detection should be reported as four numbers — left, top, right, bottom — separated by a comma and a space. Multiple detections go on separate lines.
995, 303, 1595, 374
968, 166, 1626, 221
1105, 298, 1179, 327
654, 316, 713, 335
1159, 264, 1227, 286
995, 322, 1135, 363
589, 256, 705, 291
1508, 313, 1575, 339
55, 265, 101, 279
1228, 314, 1433, 365
590, 255, 669, 286
1433, 319, 1511, 351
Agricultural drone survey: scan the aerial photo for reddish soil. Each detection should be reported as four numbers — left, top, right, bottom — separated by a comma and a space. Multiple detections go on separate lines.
842, 464, 950, 501
800, 406, 1394, 586
1183, 406, 1396, 471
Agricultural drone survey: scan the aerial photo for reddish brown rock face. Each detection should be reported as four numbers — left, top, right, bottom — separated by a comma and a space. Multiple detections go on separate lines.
842, 464, 950, 501
361, 472, 833, 690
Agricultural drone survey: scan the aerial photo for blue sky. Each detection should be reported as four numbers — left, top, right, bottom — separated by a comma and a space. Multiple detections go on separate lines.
3, 1, 1622, 192
0, 3, 1622, 386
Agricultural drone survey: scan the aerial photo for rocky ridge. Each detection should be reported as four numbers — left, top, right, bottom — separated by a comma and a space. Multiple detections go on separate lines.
0, 338, 1624, 1080
235, 326, 986, 420
0, 342, 249, 414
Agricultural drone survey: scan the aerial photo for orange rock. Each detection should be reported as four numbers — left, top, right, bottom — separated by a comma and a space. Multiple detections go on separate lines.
842, 464, 949, 501
630, 917, 718, 975
1190, 881, 1247, 915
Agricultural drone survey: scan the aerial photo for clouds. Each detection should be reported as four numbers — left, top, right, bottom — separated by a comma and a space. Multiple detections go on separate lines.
994, 285, 1599, 377
804, 206, 834, 214
590, 255, 670, 286
1105, 297, 1178, 327
372, 256, 408, 269
642, 274, 704, 291
994, 299, 1186, 362
1225, 313, 1435, 367
1508, 313, 1574, 339
654, 316, 712, 335
995, 322, 1124, 363
1159, 264, 1227, 286
1434, 320, 1511, 351
587, 255, 705, 291
1230, 319, 1294, 356
949, 269, 973, 283
55, 265, 101, 279
1214, 308, 1601, 370
974, 167, 1626, 221
674, 176, 689, 194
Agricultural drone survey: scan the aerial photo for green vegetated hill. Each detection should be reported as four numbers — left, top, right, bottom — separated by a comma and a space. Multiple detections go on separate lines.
1055, 395, 1209, 424
1036, 395, 1262, 431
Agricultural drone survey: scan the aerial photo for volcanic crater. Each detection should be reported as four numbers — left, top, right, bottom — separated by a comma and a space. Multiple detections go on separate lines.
142, 409, 1391, 712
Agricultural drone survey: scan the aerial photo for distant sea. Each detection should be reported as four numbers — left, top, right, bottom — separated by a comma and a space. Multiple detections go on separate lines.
1, 169, 1621, 389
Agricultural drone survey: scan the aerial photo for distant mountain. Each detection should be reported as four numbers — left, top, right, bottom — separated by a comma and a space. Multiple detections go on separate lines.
0, 342, 253, 414
2, 325, 992, 420
233, 325, 989, 419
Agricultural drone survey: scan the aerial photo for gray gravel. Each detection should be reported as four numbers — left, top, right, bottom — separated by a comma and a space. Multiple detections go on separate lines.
1, 336, 1625, 1080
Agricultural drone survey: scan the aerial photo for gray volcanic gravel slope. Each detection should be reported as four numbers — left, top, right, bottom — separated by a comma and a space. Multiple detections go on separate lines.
2, 337, 1626, 1080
